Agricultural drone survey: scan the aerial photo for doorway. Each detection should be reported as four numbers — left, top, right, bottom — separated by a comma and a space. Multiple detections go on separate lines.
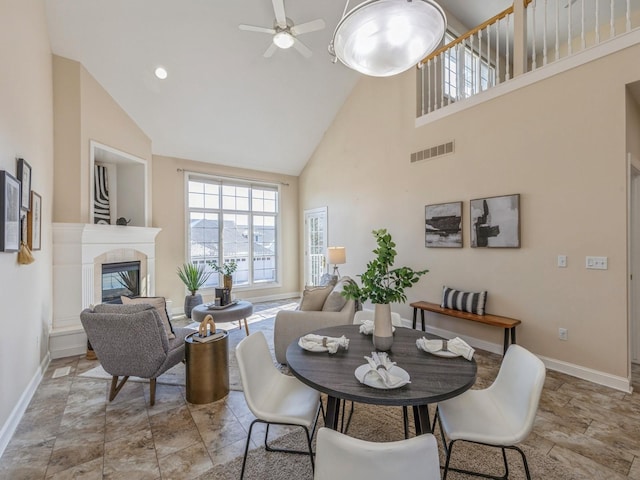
304, 207, 327, 286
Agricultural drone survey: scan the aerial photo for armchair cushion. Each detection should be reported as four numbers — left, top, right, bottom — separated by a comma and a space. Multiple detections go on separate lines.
121, 296, 175, 339
322, 277, 351, 312
299, 285, 333, 311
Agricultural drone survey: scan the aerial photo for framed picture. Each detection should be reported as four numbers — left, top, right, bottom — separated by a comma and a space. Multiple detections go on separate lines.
0, 171, 21, 252
425, 202, 462, 247
470, 194, 520, 248
27, 191, 42, 251
17, 158, 32, 211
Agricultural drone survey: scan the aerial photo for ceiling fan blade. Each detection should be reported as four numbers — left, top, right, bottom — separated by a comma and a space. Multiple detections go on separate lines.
263, 43, 278, 58
292, 38, 312, 58
291, 18, 326, 36
239, 24, 276, 34
272, 0, 287, 28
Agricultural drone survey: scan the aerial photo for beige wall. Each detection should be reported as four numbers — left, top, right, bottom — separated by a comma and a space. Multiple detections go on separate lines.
301, 43, 640, 380
0, 0, 54, 439
52, 55, 152, 224
152, 155, 299, 314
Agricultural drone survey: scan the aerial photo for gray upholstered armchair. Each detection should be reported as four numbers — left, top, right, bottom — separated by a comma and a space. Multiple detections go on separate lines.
80, 303, 194, 406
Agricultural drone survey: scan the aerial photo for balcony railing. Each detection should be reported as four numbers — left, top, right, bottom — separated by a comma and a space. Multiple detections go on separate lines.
417, 0, 640, 118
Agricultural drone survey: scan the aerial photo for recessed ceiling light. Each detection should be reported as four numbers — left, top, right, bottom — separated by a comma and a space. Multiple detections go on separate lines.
154, 66, 168, 80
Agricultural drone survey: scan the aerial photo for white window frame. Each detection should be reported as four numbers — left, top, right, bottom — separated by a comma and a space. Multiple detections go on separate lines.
185, 173, 281, 292
443, 31, 496, 102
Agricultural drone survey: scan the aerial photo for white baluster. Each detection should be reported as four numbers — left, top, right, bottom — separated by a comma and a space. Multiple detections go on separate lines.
555, 0, 560, 60
478, 28, 483, 91
543, 0, 548, 66
440, 52, 445, 108
434, 55, 440, 110
496, 20, 501, 85
627, 0, 632, 32
487, 25, 491, 88
581, 0, 585, 49
610, 0, 615, 38
596, 0, 600, 44
420, 65, 425, 116
568, 0, 573, 55
506, 14, 511, 81
427, 59, 432, 113
531, 0, 537, 71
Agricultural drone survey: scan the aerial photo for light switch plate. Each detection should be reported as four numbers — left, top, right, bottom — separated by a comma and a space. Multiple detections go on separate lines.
586, 256, 608, 270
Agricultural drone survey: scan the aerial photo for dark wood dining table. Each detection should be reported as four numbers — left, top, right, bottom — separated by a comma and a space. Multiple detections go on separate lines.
286, 324, 477, 435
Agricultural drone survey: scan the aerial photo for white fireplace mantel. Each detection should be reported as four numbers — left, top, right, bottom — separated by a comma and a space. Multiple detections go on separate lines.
50, 223, 161, 358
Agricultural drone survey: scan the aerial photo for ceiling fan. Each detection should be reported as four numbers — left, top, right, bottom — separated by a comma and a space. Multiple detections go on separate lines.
239, 0, 326, 58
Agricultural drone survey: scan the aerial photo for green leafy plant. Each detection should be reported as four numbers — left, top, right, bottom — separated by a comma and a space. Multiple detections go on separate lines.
342, 229, 428, 305
177, 263, 211, 295
208, 259, 238, 276
116, 270, 138, 293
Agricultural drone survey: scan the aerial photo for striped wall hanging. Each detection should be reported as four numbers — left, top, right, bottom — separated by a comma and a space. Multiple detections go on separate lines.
94, 165, 110, 224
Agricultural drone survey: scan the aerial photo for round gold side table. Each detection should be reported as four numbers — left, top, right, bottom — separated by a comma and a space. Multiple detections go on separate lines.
185, 330, 229, 404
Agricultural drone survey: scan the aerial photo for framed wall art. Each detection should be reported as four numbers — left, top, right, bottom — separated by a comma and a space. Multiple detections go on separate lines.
470, 194, 520, 248
17, 158, 32, 211
425, 201, 462, 248
0, 171, 21, 252
27, 191, 42, 251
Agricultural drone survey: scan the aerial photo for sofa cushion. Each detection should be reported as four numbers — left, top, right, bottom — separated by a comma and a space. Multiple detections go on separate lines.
121, 296, 176, 339
322, 277, 352, 312
299, 285, 333, 311
441, 286, 487, 315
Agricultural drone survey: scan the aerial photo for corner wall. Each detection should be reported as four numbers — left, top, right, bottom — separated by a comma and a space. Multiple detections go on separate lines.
300, 42, 640, 382
0, 0, 54, 453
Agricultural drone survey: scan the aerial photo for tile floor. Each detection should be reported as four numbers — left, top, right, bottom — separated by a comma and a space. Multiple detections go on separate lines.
0, 299, 639, 479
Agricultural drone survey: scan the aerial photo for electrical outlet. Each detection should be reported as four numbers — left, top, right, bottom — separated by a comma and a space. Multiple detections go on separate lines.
559, 328, 568, 341
557, 255, 567, 268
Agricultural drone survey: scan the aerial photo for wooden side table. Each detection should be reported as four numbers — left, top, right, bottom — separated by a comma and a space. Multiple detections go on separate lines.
185, 331, 229, 404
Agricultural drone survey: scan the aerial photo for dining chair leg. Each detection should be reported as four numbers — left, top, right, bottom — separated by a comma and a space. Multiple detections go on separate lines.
402, 406, 409, 439
443, 438, 529, 480
240, 419, 257, 479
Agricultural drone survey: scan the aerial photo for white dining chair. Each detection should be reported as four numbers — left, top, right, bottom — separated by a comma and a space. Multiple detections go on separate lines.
435, 344, 546, 480
314, 427, 441, 480
236, 331, 321, 479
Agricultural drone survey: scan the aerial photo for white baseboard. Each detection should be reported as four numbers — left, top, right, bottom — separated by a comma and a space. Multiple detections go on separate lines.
0, 352, 50, 458
416, 323, 632, 393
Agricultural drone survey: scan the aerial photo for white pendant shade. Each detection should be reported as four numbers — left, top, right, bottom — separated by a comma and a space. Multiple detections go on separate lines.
330, 0, 446, 77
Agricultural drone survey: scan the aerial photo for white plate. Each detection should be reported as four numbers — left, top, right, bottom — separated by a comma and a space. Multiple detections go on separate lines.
354, 364, 411, 389
298, 337, 329, 352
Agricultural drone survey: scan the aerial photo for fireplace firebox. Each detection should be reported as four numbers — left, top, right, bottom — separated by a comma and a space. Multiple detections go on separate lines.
102, 261, 141, 302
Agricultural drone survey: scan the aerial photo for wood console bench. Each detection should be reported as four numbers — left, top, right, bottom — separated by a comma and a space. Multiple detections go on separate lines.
410, 301, 521, 355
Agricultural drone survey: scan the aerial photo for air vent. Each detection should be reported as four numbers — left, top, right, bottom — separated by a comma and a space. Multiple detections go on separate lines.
410, 140, 455, 163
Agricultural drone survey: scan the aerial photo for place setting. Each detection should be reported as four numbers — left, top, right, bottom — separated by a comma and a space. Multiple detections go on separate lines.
416, 336, 475, 360
354, 351, 411, 389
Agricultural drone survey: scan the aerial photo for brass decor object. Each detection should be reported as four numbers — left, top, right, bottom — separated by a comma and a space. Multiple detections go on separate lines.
199, 314, 216, 338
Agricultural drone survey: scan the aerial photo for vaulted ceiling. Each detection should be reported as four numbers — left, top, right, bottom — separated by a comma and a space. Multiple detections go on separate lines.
44, 0, 511, 176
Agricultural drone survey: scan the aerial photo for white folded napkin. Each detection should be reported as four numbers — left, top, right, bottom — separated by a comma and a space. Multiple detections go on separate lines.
358, 320, 396, 335
299, 334, 349, 354
416, 336, 475, 360
361, 352, 411, 388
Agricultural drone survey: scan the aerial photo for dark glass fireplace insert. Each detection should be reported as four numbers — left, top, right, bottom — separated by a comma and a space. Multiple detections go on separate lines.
102, 261, 141, 302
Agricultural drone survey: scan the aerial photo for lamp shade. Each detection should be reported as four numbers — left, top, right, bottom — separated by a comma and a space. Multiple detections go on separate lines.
327, 247, 347, 265
329, 0, 446, 77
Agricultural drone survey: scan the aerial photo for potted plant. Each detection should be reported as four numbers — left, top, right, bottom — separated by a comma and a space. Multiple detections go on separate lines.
208, 259, 238, 291
343, 229, 428, 350
177, 263, 212, 318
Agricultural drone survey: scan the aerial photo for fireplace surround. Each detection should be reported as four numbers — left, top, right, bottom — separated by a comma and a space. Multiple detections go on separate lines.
51, 223, 161, 358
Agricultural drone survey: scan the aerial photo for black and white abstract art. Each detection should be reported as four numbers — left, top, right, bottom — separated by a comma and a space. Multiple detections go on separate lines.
425, 202, 462, 248
470, 194, 520, 248
94, 165, 111, 224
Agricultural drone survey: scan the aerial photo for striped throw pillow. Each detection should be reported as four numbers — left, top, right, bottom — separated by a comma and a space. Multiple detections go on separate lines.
441, 287, 487, 315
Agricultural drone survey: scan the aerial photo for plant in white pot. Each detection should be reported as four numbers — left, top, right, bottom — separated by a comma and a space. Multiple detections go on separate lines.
343, 229, 428, 351
177, 263, 212, 318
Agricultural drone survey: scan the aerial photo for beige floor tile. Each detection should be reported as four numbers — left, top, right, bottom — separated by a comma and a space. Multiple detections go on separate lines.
149, 405, 203, 457
158, 442, 215, 479
103, 428, 159, 479
46, 457, 104, 480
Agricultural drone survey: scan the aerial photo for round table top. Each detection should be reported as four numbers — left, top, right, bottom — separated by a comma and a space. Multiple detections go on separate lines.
191, 300, 253, 323
286, 324, 477, 407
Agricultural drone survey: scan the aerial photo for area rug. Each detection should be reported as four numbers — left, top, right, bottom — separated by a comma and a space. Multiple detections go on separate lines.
201, 403, 588, 480
79, 316, 278, 391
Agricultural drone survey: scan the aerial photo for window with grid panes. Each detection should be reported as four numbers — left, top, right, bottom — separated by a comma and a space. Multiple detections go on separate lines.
443, 32, 495, 101
187, 175, 279, 289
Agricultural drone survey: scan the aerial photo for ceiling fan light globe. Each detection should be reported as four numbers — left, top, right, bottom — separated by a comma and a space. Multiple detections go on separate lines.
273, 31, 295, 49
331, 0, 446, 77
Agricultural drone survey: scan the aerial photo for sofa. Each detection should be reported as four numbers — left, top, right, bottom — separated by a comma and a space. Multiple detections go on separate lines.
274, 276, 357, 364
